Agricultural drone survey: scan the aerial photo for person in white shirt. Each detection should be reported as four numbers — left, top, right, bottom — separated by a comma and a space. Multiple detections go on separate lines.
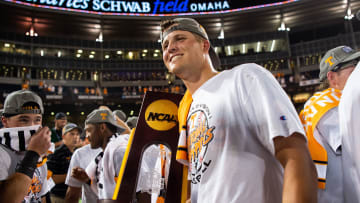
339, 61, 360, 202
160, 18, 317, 203
65, 141, 101, 203
300, 46, 359, 203
0, 90, 52, 202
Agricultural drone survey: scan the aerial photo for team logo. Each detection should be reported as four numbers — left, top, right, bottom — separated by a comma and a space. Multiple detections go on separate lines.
188, 107, 215, 184
145, 99, 178, 131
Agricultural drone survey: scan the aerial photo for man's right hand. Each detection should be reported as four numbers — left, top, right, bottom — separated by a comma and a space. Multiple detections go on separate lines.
71, 167, 90, 183
27, 126, 51, 156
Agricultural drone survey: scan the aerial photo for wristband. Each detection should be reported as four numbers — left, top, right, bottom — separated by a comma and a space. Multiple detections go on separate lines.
15, 150, 40, 179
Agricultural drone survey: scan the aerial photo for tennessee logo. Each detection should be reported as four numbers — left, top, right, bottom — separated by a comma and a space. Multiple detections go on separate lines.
145, 99, 178, 131
325, 56, 334, 66
188, 109, 215, 184
100, 113, 108, 120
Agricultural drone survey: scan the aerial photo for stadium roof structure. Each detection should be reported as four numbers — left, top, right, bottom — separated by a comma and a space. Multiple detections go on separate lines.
0, 0, 360, 41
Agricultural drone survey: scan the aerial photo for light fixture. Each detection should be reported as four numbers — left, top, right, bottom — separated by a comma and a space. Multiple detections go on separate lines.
40, 50, 44, 56
154, 49, 160, 53
242, 44, 246, 54
4, 43, 10, 48
105, 55, 110, 59
142, 53, 146, 57
89, 55, 94, 59
345, 7, 354, 20
143, 49, 148, 53
76, 54, 81, 58
91, 51, 96, 55
25, 24, 38, 37
128, 51, 133, 59
153, 53, 158, 57
57, 51, 61, 57
218, 27, 224, 39
256, 42, 261, 53
66, 112, 70, 116
278, 22, 290, 31
270, 40, 276, 52
77, 49, 83, 53
117, 50, 123, 55
96, 31, 103, 42
226, 46, 232, 55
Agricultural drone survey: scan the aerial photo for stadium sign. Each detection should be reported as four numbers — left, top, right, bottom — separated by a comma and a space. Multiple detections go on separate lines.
5, 0, 299, 16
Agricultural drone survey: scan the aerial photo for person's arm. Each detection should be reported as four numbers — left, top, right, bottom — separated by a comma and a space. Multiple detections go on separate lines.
274, 133, 317, 203
0, 127, 51, 202
51, 174, 67, 184
65, 186, 81, 203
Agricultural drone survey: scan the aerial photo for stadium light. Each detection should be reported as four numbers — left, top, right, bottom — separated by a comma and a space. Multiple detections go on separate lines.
96, 31, 103, 42
278, 22, 290, 31
218, 27, 224, 39
242, 44, 246, 54
25, 25, 38, 37
345, 8, 354, 20
270, 40, 276, 52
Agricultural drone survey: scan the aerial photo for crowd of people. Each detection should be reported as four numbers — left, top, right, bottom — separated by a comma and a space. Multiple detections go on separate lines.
1, 17, 360, 203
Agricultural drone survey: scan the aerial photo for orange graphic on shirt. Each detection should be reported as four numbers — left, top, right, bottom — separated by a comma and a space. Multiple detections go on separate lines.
27, 174, 42, 194
188, 110, 215, 179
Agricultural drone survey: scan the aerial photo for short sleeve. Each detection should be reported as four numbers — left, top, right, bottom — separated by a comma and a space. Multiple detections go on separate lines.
65, 150, 82, 187
0, 147, 11, 180
240, 64, 305, 154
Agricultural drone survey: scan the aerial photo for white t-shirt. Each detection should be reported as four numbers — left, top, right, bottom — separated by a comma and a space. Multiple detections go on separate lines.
65, 144, 102, 203
96, 134, 159, 200
339, 63, 360, 202
185, 64, 305, 203
97, 134, 129, 199
0, 144, 50, 202
315, 108, 343, 203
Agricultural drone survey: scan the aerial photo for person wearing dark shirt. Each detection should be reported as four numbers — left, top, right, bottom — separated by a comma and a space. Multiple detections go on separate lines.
47, 123, 81, 203
51, 112, 67, 148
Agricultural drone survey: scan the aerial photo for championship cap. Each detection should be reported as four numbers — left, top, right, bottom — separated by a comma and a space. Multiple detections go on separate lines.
85, 109, 125, 133
3, 90, 43, 116
160, 18, 221, 69
113, 110, 127, 122
319, 45, 360, 81
62, 123, 82, 135
55, 112, 67, 120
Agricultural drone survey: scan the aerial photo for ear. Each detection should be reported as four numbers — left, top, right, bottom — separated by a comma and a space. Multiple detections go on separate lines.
327, 71, 338, 87
202, 39, 211, 53
1, 116, 8, 128
100, 123, 106, 133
